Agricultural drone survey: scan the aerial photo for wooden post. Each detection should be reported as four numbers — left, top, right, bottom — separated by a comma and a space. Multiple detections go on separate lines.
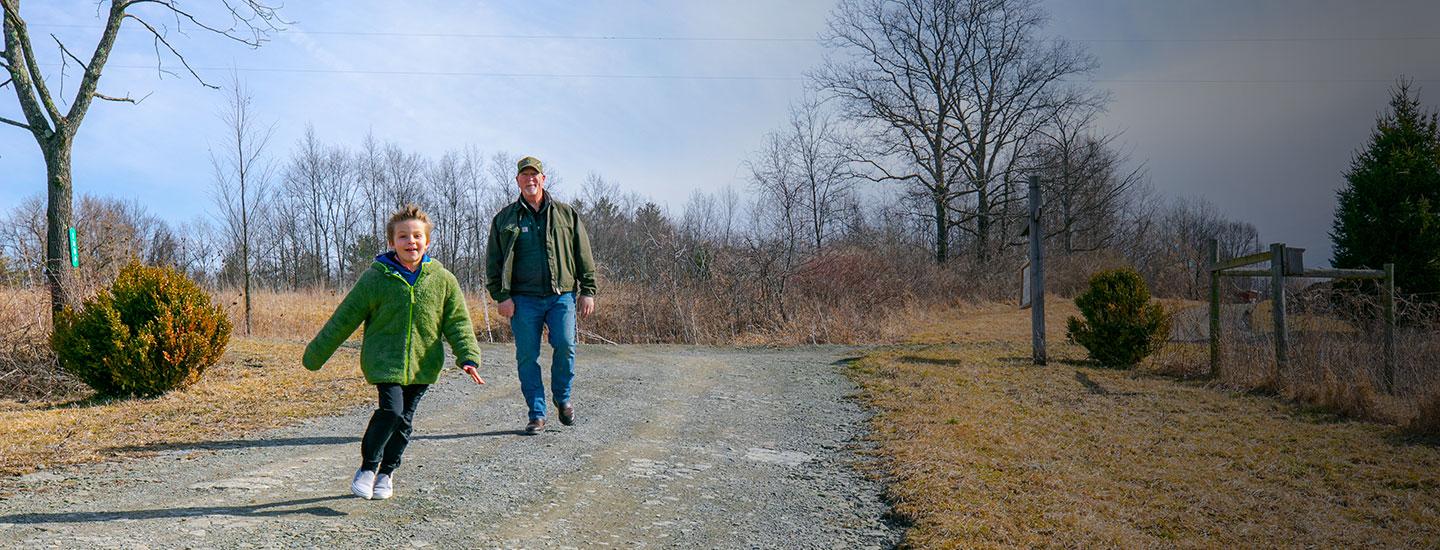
1270, 243, 1288, 374
1209, 238, 1221, 378
1029, 175, 1046, 366
1383, 263, 1396, 394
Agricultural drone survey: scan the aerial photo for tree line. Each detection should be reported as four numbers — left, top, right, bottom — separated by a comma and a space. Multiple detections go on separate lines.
3, 0, 1275, 343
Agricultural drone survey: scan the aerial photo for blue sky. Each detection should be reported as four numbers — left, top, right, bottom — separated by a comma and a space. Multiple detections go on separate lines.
3, 0, 1439, 264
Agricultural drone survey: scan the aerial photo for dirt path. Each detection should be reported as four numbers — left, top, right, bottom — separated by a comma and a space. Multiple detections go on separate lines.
0, 345, 900, 548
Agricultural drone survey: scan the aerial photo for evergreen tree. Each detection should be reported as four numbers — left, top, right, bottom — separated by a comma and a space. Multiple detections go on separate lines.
1331, 79, 1440, 299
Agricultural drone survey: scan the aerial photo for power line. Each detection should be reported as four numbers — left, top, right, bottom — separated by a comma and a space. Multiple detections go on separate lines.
99, 64, 808, 81
28, 23, 1440, 44
30, 24, 819, 43
1069, 78, 1440, 84
91, 64, 1437, 85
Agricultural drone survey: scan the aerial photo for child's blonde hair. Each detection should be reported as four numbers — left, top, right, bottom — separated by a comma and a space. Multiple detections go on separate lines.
386, 203, 433, 241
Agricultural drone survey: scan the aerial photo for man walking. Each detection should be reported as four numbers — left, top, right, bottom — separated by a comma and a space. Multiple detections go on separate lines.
486, 156, 598, 435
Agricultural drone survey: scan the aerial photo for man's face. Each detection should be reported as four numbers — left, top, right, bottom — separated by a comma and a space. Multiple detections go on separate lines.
515, 167, 546, 202
388, 219, 430, 267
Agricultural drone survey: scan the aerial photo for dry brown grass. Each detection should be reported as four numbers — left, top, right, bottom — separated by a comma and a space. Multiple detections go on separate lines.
0, 286, 499, 482
217, 288, 505, 343
1409, 391, 1440, 437
0, 288, 83, 400
1202, 296, 1440, 425
848, 299, 1440, 548
0, 337, 371, 482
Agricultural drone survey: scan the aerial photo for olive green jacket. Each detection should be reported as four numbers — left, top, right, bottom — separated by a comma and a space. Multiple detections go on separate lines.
303, 258, 481, 385
485, 194, 598, 302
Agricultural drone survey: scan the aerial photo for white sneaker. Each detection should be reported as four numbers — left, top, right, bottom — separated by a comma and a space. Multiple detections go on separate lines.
351, 469, 375, 499
373, 473, 394, 500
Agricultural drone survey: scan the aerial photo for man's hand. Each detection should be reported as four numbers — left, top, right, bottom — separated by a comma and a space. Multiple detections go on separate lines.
498, 298, 515, 319
461, 364, 485, 385
578, 295, 596, 319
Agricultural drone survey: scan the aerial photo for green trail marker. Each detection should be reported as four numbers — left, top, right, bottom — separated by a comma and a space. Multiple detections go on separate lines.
69, 227, 79, 268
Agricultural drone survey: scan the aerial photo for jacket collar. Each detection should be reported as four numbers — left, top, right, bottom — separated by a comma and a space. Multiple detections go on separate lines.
515, 191, 550, 215
374, 251, 432, 276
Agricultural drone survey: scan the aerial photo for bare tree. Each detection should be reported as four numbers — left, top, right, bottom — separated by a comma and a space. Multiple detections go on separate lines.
209, 74, 274, 335
383, 143, 427, 210
816, 0, 974, 264
1029, 100, 1143, 255
2, 0, 282, 313
281, 125, 333, 287
786, 97, 855, 251
717, 185, 741, 247
355, 130, 386, 240
680, 190, 719, 243
320, 144, 357, 284
943, 0, 1098, 261
72, 194, 158, 293
817, 0, 1096, 263
426, 150, 466, 266
169, 217, 222, 284
0, 194, 44, 287
747, 131, 803, 322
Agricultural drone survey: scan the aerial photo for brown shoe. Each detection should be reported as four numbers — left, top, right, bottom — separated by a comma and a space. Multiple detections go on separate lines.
557, 402, 575, 426
524, 418, 545, 435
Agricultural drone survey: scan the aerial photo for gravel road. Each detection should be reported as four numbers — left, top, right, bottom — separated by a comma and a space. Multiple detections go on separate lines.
0, 344, 901, 549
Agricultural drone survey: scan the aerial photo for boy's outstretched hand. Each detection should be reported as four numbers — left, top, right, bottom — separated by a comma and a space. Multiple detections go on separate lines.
462, 364, 485, 385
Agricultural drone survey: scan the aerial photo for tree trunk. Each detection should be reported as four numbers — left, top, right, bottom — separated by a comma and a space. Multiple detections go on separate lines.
42, 136, 74, 313
975, 187, 991, 262
932, 189, 949, 264
242, 225, 252, 336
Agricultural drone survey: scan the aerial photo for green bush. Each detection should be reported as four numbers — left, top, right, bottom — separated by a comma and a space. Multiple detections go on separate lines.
52, 260, 231, 397
1066, 268, 1171, 369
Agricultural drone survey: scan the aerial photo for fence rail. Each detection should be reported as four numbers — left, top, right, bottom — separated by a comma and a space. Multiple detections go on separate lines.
1208, 239, 1396, 392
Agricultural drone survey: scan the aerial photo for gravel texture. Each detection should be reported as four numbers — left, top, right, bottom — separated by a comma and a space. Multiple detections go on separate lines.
0, 344, 901, 549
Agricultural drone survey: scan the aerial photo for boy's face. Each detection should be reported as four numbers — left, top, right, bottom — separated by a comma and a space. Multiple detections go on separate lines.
388, 219, 430, 267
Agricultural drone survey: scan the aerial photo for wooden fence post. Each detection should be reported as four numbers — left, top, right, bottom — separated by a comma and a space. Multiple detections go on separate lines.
1029, 175, 1046, 366
1383, 263, 1396, 394
1209, 238, 1221, 378
1270, 243, 1288, 374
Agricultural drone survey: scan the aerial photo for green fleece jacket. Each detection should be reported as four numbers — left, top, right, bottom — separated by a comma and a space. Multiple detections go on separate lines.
485, 194, 598, 302
303, 258, 481, 385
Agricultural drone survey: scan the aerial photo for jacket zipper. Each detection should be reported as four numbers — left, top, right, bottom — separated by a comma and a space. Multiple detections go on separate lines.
405, 281, 415, 384
386, 267, 417, 385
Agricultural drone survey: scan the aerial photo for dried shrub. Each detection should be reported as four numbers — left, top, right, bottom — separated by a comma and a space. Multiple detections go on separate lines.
1291, 369, 1379, 420
1408, 390, 1440, 437
0, 288, 85, 400
52, 260, 231, 397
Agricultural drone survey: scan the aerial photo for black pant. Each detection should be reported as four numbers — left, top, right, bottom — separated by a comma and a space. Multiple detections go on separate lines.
361, 383, 428, 475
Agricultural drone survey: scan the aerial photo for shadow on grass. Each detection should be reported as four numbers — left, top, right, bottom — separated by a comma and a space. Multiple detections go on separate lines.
1073, 370, 1143, 397
1386, 431, 1440, 448
37, 393, 125, 411
897, 355, 967, 366
0, 495, 350, 524
106, 431, 522, 454
1074, 370, 1110, 395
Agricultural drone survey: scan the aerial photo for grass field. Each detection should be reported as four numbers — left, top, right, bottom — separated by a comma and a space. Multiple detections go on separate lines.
848, 299, 1440, 548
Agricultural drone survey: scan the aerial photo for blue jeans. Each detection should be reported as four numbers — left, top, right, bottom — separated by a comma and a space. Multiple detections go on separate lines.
511, 293, 576, 420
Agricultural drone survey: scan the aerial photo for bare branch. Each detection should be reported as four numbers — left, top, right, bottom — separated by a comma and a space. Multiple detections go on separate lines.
2, 3, 63, 125
123, 14, 219, 89
50, 33, 88, 71
0, 77, 10, 89
0, 114, 31, 130
94, 91, 151, 104
123, 0, 284, 48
